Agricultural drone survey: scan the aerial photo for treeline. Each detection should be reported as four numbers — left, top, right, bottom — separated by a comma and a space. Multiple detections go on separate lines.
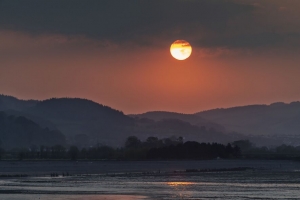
3, 137, 300, 161
233, 140, 300, 159
0, 136, 240, 160
147, 142, 239, 159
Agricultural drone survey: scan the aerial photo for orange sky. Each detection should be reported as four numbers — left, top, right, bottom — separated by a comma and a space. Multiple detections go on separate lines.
1, 0, 300, 114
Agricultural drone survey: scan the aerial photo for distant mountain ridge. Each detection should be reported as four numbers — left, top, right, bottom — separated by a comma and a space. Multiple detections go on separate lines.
130, 111, 226, 132
132, 117, 238, 143
0, 94, 38, 111
2, 94, 300, 148
0, 111, 66, 149
0, 95, 237, 148
196, 102, 300, 137
25, 98, 135, 146
0, 95, 135, 147
130, 102, 300, 146
28, 98, 126, 120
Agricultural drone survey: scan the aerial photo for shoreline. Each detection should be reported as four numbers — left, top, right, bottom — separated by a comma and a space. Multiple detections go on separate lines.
0, 160, 298, 177
0, 167, 255, 178
0, 194, 148, 200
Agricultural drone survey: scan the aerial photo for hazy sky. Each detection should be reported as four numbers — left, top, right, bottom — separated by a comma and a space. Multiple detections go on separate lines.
1, 0, 300, 114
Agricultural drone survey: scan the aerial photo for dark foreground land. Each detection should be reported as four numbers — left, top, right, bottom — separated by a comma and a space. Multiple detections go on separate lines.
0, 160, 299, 176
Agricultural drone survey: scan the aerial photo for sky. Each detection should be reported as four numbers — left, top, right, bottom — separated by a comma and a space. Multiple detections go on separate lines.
1, 0, 300, 114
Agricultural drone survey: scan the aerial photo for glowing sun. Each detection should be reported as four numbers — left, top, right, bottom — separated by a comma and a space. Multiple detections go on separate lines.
170, 40, 192, 60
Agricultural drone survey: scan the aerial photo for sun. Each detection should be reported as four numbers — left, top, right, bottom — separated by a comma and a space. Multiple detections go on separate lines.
170, 40, 192, 60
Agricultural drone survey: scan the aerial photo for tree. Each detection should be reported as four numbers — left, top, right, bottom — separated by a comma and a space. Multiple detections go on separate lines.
69, 146, 79, 160
125, 136, 141, 149
52, 145, 66, 159
145, 137, 160, 148
232, 140, 253, 153
0, 148, 4, 160
146, 136, 159, 143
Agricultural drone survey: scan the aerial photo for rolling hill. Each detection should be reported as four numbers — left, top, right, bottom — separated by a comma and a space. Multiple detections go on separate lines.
196, 102, 300, 137
3, 94, 300, 148
25, 98, 135, 146
0, 111, 66, 149
0, 94, 38, 111
0, 95, 236, 148
130, 111, 225, 132
131, 102, 300, 146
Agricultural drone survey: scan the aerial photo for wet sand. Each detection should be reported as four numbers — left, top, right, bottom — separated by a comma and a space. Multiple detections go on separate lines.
2, 168, 300, 199
0, 160, 299, 176
1, 194, 147, 200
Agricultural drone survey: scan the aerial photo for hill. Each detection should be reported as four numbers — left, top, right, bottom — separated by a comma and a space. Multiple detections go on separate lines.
0, 94, 38, 111
196, 102, 300, 136
131, 102, 300, 146
132, 117, 241, 143
0, 111, 66, 149
25, 98, 135, 147
0, 95, 236, 147
130, 111, 225, 132
5, 94, 300, 147
0, 96, 135, 147
195, 102, 300, 145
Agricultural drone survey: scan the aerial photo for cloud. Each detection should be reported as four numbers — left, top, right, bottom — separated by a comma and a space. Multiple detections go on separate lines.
1, 0, 300, 51
195, 32, 293, 48
0, 0, 255, 47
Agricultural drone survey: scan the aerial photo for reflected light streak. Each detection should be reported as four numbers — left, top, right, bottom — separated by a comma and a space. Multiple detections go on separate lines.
167, 182, 195, 186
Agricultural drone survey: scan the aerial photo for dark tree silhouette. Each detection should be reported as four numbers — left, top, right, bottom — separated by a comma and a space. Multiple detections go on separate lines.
125, 136, 141, 149
69, 146, 79, 160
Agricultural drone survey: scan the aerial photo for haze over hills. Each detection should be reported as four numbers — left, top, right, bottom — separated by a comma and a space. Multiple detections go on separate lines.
1, 94, 300, 149
25, 98, 135, 146
130, 111, 226, 132
196, 102, 300, 137
0, 94, 238, 149
0, 95, 135, 147
130, 103, 300, 146
0, 111, 66, 149
132, 117, 238, 144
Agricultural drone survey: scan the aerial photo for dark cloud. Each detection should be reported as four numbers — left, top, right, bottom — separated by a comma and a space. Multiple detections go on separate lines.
1, 0, 299, 50
196, 32, 285, 48
0, 0, 255, 46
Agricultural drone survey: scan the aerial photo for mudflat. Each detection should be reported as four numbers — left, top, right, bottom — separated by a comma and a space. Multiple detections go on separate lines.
0, 194, 147, 200
0, 160, 299, 176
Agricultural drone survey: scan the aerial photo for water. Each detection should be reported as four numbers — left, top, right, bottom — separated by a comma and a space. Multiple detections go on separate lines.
1, 160, 300, 199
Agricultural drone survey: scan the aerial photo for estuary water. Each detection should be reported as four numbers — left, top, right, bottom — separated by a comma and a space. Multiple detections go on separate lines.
1, 160, 300, 199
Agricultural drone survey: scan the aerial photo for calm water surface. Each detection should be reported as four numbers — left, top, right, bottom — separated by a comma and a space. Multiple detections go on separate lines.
1, 160, 300, 199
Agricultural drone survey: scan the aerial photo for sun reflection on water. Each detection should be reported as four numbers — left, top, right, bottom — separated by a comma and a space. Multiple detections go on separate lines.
167, 182, 195, 186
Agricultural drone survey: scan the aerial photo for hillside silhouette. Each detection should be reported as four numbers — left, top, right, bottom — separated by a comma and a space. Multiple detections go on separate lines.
0, 95, 235, 148
133, 118, 238, 143
130, 111, 225, 132
2, 94, 300, 148
25, 98, 135, 146
196, 102, 300, 137
131, 103, 300, 146
0, 111, 66, 149
0, 94, 38, 111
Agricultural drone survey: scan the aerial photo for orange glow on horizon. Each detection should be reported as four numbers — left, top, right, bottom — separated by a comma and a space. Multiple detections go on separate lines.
2, 31, 300, 114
